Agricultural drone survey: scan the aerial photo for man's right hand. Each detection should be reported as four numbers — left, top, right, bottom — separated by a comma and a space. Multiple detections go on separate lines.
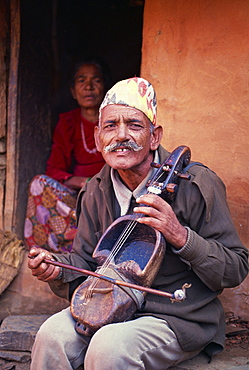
28, 247, 61, 282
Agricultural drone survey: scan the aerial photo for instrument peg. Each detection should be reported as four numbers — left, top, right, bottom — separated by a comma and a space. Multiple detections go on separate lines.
166, 183, 178, 193
177, 173, 191, 180
150, 162, 170, 172
150, 162, 160, 168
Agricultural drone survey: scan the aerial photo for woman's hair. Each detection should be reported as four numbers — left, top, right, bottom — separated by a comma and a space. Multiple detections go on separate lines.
70, 57, 112, 92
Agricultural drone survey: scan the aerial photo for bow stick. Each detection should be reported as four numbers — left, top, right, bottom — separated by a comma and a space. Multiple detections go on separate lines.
31, 256, 191, 302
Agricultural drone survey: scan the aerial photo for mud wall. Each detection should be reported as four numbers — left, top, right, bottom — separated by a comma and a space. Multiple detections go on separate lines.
141, 0, 249, 318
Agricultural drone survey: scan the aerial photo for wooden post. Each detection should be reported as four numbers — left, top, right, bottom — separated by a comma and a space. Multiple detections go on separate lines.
4, 0, 20, 230
0, 0, 8, 229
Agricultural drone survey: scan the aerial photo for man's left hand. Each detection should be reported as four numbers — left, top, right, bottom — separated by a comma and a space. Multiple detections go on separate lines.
134, 194, 187, 249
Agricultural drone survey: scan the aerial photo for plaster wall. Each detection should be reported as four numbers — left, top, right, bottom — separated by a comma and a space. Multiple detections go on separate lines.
141, 0, 249, 318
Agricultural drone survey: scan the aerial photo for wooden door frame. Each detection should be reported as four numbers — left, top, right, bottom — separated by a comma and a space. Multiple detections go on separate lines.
4, 0, 20, 231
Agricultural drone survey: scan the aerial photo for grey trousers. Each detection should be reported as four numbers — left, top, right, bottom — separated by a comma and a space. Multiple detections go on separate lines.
30, 307, 201, 370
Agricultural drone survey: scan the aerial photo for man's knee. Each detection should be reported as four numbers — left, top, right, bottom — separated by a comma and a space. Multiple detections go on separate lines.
34, 318, 58, 347
88, 325, 118, 352
35, 314, 70, 347
85, 324, 127, 366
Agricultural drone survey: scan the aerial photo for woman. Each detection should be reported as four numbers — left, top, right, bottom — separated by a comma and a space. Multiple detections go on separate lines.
24, 59, 109, 253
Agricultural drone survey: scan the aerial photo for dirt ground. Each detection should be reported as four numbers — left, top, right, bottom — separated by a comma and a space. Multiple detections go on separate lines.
196, 312, 248, 369
169, 312, 249, 370
225, 311, 249, 352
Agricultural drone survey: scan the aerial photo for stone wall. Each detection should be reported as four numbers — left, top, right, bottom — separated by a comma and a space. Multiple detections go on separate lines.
141, 0, 249, 318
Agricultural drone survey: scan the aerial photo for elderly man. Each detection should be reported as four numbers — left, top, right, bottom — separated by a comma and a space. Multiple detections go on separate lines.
28, 77, 248, 370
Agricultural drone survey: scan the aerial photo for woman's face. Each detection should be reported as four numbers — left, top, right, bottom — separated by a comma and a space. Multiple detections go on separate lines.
71, 64, 105, 110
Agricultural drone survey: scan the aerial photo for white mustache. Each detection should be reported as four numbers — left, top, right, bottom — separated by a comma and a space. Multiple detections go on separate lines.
104, 141, 143, 153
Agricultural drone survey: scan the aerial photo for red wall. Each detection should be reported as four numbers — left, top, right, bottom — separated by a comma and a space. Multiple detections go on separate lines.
141, 0, 249, 318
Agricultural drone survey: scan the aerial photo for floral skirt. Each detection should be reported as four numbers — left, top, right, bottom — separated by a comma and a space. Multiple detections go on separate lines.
24, 175, 78, 253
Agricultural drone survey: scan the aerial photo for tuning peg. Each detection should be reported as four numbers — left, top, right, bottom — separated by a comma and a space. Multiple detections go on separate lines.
166, 183, 178, 193
177, 173, 191, 180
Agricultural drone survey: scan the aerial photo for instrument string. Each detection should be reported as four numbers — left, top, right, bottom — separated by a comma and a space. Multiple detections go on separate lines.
84, 218, 138, 299
82, 170, 165, 302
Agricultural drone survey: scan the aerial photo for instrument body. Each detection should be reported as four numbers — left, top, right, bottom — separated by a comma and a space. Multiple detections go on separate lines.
71, 219, 165, 335
71, 145, 191, 336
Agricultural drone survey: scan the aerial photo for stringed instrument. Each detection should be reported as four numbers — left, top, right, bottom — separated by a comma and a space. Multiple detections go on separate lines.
70, 145, 192, 336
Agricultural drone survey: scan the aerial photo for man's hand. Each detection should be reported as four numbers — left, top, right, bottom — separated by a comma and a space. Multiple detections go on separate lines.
28, 247, 61, 282
134, 194, 188, 249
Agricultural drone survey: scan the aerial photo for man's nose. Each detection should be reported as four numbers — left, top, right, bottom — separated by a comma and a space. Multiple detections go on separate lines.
116, 123, 129, 140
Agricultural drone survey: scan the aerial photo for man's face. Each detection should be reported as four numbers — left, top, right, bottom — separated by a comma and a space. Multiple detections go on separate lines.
95, 105, 160, 173
71, 64, 105, 110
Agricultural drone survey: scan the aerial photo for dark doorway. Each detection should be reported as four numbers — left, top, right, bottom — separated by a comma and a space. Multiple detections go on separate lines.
53, 0, 144, 119
16, 0, 144, 237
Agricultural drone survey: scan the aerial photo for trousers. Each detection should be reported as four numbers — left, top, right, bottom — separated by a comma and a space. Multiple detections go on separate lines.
30, 307, 201, 370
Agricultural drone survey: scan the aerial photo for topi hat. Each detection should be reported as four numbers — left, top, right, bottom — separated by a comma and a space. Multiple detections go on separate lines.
99, 77, 157, 125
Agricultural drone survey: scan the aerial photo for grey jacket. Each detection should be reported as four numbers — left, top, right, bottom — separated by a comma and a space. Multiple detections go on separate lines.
50, 145, 248, 355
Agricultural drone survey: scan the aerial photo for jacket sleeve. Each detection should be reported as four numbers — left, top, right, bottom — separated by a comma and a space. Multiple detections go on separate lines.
173, 165, 248, 291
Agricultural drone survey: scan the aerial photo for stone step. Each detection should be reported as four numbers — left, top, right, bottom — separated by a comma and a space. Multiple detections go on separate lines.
0, 315, 50, 352
0, 349, 31, 363
0, 315, 248, 369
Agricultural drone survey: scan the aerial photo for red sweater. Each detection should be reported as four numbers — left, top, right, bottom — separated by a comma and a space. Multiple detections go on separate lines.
46, 108, 105, 181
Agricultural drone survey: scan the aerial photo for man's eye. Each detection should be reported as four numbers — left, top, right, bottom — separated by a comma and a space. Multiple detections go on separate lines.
103, 123, 116, 129
129, 123, 143, 130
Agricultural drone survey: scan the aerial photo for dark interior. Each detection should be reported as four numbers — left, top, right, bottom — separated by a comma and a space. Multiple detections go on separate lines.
16, 0, 144, 237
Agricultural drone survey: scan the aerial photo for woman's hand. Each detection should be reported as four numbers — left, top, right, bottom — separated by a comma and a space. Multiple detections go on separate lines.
28, 247, 61, 282
134, 194, 187, 249
63, 176, 89, 190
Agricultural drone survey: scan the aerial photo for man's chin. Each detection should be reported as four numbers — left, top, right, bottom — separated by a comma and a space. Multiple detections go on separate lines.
106, 159, 132, 171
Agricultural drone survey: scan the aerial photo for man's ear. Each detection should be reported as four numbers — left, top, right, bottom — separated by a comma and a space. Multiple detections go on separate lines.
150, 125, 163, 151
94, 126, 101, 152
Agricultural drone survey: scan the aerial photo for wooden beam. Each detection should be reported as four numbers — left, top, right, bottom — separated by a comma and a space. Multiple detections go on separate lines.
0, 0, 8, 229
4, 0, 20, 230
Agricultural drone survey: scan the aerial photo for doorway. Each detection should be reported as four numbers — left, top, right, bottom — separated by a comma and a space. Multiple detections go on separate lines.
15, 0, 144, 237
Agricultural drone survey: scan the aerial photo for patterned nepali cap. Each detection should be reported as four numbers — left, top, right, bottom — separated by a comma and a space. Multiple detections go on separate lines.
99, 77, 157, 125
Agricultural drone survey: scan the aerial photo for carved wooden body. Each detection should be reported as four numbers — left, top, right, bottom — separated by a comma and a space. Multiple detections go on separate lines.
71, 219, 166, 335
